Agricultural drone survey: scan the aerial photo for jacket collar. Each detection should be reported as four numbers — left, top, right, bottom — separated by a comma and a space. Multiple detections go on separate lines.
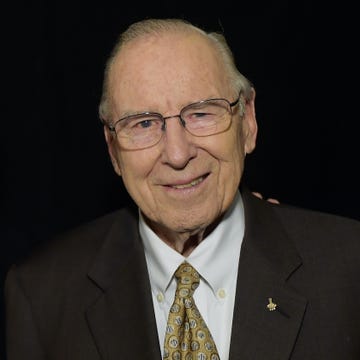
86, 208, 161, 359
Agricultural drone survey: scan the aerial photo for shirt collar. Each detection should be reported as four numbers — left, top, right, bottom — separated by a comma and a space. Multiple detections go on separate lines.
140, 191, 245, 295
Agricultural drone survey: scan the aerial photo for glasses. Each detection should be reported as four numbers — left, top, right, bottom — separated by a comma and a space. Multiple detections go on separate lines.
105, 95, 241, 150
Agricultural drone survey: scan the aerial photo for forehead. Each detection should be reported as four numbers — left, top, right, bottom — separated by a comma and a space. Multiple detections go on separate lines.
108, 31, 230, 113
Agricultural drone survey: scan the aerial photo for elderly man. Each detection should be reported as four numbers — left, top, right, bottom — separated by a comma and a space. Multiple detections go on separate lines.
5, 18, 360, 360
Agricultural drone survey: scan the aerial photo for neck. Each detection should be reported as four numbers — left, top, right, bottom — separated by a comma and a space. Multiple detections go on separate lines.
143, 214, 222, 256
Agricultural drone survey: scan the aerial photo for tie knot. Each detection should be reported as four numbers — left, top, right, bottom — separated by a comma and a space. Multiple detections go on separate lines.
174, 262, 200, 298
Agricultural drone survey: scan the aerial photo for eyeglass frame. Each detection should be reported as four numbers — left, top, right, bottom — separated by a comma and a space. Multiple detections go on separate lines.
102, 93, 243, 149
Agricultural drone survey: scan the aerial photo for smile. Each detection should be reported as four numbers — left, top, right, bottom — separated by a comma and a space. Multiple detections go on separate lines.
170, 176, 206, 189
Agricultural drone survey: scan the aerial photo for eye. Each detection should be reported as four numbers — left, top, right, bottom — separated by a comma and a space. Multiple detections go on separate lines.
185, 109, 216, 122
184, 102, 220, 122
134, 119, 154, 129
191, 111, 210, 118
125, 115, 163, 132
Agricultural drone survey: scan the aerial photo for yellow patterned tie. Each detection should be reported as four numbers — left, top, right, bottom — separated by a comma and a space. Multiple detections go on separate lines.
163, 262, 220, 360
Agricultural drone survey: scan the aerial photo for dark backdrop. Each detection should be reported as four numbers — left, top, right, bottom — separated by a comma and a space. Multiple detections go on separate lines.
1, 1, 358, 358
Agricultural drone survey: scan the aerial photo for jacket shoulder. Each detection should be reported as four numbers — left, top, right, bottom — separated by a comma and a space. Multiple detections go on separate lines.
10, 207, 138, 275
272, 203, 360, 257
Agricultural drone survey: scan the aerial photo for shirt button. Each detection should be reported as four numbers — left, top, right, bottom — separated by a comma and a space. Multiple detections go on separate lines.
217, 288, 227, 299
156, 292, 164, 303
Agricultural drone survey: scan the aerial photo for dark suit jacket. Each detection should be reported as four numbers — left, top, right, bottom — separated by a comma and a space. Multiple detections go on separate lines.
5, 189, 360, 359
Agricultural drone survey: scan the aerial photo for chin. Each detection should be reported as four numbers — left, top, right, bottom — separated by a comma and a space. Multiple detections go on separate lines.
164, 209, 221, 234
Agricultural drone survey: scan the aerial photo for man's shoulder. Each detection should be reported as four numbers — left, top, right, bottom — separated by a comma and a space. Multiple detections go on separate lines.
58, 207, 138, 243
274, 202, 359, 232
243, 188, 359, 237
272, 201, 360, 253
12, 207, 138, 274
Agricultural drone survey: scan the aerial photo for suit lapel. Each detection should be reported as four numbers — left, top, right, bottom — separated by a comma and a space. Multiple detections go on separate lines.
85, 209, 161, 360
229, 189, 307, 360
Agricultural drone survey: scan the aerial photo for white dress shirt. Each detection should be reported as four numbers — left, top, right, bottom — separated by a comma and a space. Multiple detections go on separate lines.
139, 191, 245, 360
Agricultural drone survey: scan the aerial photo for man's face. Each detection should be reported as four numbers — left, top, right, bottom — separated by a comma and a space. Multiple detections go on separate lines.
105, 31, 257, 241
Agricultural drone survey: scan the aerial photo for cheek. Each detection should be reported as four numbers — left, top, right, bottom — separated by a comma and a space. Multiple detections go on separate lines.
117, 150, 158, 193
218, 129, 245, 186
218, 126, 245, 163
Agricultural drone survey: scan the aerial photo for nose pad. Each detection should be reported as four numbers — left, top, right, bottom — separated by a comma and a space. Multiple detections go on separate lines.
178, 116, 186, 127
161, 115, 186, 131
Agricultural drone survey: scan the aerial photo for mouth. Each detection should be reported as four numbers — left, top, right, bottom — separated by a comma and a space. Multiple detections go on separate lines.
167, 174, 209, 189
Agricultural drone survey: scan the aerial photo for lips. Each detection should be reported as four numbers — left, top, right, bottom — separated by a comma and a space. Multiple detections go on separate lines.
170, 176, 204, 189
166, 174, 209, 189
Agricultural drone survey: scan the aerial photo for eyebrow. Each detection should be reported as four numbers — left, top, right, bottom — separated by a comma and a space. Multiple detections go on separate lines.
116, 94, 224, 120
116, 108, 158, 120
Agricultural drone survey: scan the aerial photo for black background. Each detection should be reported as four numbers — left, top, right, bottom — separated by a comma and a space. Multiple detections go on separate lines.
1, 1, 359, 357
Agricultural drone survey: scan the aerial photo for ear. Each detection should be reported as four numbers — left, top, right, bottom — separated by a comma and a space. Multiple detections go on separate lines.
242, 88, 258, 154
104, 126, 122, 176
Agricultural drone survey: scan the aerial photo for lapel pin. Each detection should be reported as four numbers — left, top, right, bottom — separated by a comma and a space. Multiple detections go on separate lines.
267, 298, 277, 311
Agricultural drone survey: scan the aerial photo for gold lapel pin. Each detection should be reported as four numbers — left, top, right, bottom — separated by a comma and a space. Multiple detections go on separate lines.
267, 298, 277, 311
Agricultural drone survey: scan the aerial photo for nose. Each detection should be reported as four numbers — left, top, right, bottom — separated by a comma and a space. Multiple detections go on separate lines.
160, 115, 197, 169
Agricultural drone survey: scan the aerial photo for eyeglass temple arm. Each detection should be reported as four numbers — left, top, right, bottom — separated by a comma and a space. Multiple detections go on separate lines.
100, 117, 116, 132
